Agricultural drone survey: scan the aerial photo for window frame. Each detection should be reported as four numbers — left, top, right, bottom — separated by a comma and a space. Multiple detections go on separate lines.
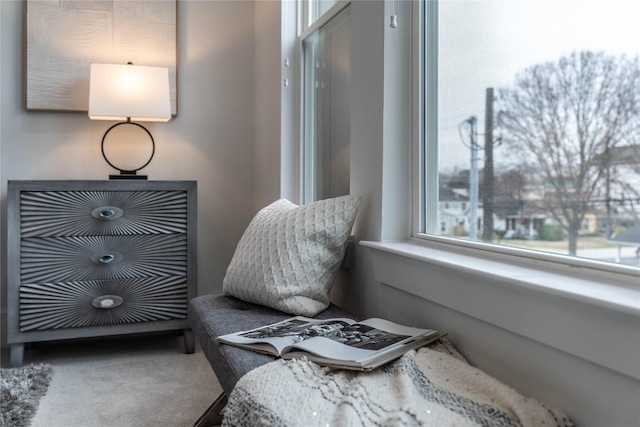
298, 0, 351, 204
412, 0, 640, 282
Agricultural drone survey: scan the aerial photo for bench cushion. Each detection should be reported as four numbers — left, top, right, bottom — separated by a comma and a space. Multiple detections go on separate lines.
188, 294, 354, 396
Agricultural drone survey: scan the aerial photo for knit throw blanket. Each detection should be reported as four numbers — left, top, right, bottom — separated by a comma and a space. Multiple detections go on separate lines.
222, 340, 572, 427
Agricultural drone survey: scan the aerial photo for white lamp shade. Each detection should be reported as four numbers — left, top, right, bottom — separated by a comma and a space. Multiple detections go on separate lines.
89, 63, 171, 122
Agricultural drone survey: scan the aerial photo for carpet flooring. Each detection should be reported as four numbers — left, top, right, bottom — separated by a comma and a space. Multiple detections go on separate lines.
5, 333, 222, 427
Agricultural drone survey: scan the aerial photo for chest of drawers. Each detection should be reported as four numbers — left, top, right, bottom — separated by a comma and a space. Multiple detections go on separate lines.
7, 180, 197, 367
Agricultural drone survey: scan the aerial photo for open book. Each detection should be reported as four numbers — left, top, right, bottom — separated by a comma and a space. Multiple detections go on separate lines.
217, 316, 446, 371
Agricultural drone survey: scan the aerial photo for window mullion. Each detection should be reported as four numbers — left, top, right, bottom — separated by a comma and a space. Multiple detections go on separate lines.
424, 0, 438, 235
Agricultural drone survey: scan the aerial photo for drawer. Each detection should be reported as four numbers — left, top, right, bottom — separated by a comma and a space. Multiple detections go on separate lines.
20, 190, 187, 237
18, 276, 188, 332
21, 234, 187, 284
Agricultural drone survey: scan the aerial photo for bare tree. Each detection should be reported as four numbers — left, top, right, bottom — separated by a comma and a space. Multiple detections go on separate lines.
498, 51, 640, 255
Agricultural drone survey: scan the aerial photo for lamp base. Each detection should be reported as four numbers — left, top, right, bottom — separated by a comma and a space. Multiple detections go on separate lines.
109, 174, 148, 180
101, 120, 155, 181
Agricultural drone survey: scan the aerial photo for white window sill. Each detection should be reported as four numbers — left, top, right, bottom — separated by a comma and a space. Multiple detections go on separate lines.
361, 238, 640, 316
360, 238, 640, 381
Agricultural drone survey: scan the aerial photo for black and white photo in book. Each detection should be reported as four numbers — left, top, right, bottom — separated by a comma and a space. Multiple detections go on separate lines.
239, 319, 411, 350
327, 324, 411, 351
239, 318, 350, 342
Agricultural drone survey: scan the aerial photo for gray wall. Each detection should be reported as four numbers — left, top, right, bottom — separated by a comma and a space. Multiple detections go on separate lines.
1, 0, 257, 345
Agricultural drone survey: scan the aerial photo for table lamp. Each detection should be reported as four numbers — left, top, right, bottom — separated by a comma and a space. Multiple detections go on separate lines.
89, 63, 171, 179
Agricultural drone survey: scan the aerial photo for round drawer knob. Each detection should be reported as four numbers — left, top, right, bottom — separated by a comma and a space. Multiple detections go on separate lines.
91, 206, 124, 221
92, 295, 124, 309
99, 254, 115, 264
91, 251, 123, 266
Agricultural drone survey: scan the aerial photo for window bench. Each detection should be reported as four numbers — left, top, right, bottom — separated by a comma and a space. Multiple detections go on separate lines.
188, 294, 354, 426
188, 293, 572, 427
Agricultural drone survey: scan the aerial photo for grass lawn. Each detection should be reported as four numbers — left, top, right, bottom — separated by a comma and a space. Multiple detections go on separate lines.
499, 235, 616, 251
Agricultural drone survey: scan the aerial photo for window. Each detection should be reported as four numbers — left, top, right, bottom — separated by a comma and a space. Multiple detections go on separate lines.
301, 2, 351, 203
420, 0, 640, 269
301, 0, 337, 29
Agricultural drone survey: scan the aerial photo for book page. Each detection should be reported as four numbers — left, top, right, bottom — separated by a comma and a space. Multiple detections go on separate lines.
217, 316, 357, 355
283, 321, 428, 359
284, 332, 444, 370
355, 318, 436, 340
281, 319, 440, 367
285, 335, 375, 362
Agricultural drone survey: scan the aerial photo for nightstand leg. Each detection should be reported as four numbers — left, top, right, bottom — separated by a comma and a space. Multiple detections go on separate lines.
184, 329, 195, 354
10, 344, 25, 368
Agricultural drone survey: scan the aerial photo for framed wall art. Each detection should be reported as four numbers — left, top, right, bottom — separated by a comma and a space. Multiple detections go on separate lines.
25, 0, 178, 115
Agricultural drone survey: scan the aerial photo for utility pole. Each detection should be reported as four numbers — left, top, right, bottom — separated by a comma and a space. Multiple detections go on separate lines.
468, 117, 479, 240
482, 88, 495, 242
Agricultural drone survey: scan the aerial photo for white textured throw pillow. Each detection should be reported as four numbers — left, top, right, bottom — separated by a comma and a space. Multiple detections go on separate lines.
223, 195, 361, 316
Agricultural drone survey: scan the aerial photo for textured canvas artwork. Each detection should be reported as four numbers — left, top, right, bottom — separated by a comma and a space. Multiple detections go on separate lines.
25, 0, 177, 114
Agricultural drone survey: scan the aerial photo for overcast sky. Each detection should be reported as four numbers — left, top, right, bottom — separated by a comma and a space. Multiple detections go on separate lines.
438, 0, 640, 171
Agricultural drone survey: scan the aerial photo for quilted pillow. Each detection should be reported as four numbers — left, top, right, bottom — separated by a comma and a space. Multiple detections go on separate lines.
223, 195, 362, 316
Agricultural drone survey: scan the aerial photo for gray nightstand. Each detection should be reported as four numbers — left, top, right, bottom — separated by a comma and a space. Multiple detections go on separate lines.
7, 180, 197, 367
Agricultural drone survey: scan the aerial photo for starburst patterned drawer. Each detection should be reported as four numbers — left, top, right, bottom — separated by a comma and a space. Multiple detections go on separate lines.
18, 277, 188, 332
20, 234, 187, 283
7, 180, 197, 368
19, 190, 188, 238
